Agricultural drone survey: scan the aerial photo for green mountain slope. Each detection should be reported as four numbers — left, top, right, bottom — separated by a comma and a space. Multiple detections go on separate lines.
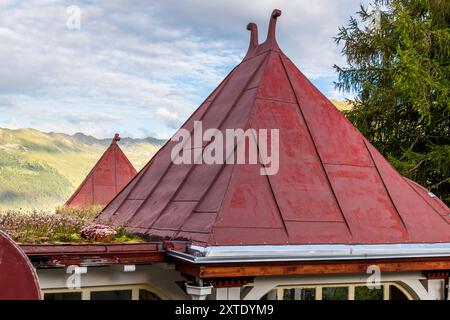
0, 128, 164, 210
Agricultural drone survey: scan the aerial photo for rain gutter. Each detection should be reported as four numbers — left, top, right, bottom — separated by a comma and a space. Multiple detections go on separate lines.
168, 243, 450, 264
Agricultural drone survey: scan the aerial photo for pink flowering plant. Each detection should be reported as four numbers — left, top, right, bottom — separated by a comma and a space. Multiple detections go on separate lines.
80, 224, 117, 242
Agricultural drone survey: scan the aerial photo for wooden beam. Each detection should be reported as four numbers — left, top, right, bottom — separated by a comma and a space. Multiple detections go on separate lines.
208, 277, 254, 288
423, 270, 450, 280
175, 257, 450, 279
175, 260, 201, 277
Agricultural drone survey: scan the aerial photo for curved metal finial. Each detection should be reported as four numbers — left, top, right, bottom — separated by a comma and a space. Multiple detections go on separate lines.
246, 22, 258, 49
244, 22, 259, 59
112, 133, 120, 144
266, 9, 282, 44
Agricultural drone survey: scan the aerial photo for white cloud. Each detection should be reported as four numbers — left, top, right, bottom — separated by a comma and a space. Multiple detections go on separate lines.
155, 108, 182, 129
0, 0, 367, 138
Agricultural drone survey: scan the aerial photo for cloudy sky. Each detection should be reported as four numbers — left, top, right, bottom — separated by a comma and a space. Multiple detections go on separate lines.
0, 0, 369, 139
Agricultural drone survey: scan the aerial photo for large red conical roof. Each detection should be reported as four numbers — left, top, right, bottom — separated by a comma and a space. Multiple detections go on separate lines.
97, 10, 449, 246
66, 133, 137, 207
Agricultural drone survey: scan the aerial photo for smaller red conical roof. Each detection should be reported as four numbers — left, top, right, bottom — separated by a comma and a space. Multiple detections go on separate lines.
66, 133, 137, 207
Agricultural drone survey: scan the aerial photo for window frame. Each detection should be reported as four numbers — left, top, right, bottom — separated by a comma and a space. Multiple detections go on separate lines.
273, 282, 413, 300
42, 284, 166, 300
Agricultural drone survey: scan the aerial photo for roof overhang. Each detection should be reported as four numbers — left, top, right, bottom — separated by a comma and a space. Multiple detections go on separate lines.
19, 241, 450, 280
22, 242, 165, 268
168, 243, 450, 280
169, 243, 450, 264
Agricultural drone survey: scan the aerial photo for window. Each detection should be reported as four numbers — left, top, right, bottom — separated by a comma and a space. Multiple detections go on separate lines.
355, 286, 383, 300
90, 290, 132, 300
139, 289, 162, 300
282, 288, 316, 300
42, 285, 165, 300
269, 283, 412, 300
44, 292, 82, 300
322, 287, 349, 300
390, 285, 409, 300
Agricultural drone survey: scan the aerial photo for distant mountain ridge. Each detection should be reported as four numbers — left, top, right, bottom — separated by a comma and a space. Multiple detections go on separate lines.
0, 128, 164, 210
70, 132, 165, 146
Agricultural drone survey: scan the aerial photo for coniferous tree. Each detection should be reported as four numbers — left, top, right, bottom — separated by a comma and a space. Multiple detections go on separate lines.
335, 0, 450, 204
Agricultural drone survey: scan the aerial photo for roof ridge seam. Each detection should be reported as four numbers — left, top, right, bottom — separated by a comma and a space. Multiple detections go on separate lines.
148, 227, 188, 232
278, 53, 355, 241
178, 229, 211, 234
402, 174, 450, 224
283, 219, 347, 223
404, 178, 449, 216
203, 52, 273, 245
323, 162, 375, 168
248, 114, 291, 241
114, 143, 117, 194
363, 139, 410, 239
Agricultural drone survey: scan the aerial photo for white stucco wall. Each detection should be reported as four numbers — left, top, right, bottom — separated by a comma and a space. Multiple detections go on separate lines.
36, 265, 447, 300
37, 264, 189, 299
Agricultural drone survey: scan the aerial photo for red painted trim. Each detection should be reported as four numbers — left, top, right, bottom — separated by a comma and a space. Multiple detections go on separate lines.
21, 242, 161, 255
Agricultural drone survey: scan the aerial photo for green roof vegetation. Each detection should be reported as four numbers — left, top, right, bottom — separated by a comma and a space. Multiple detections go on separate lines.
0, 206, 143, 244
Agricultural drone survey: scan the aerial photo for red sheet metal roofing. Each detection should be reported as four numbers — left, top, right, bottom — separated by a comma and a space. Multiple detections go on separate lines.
66, 133, 137, 207
97, 10, 450, 246
0, 231, 41, 300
